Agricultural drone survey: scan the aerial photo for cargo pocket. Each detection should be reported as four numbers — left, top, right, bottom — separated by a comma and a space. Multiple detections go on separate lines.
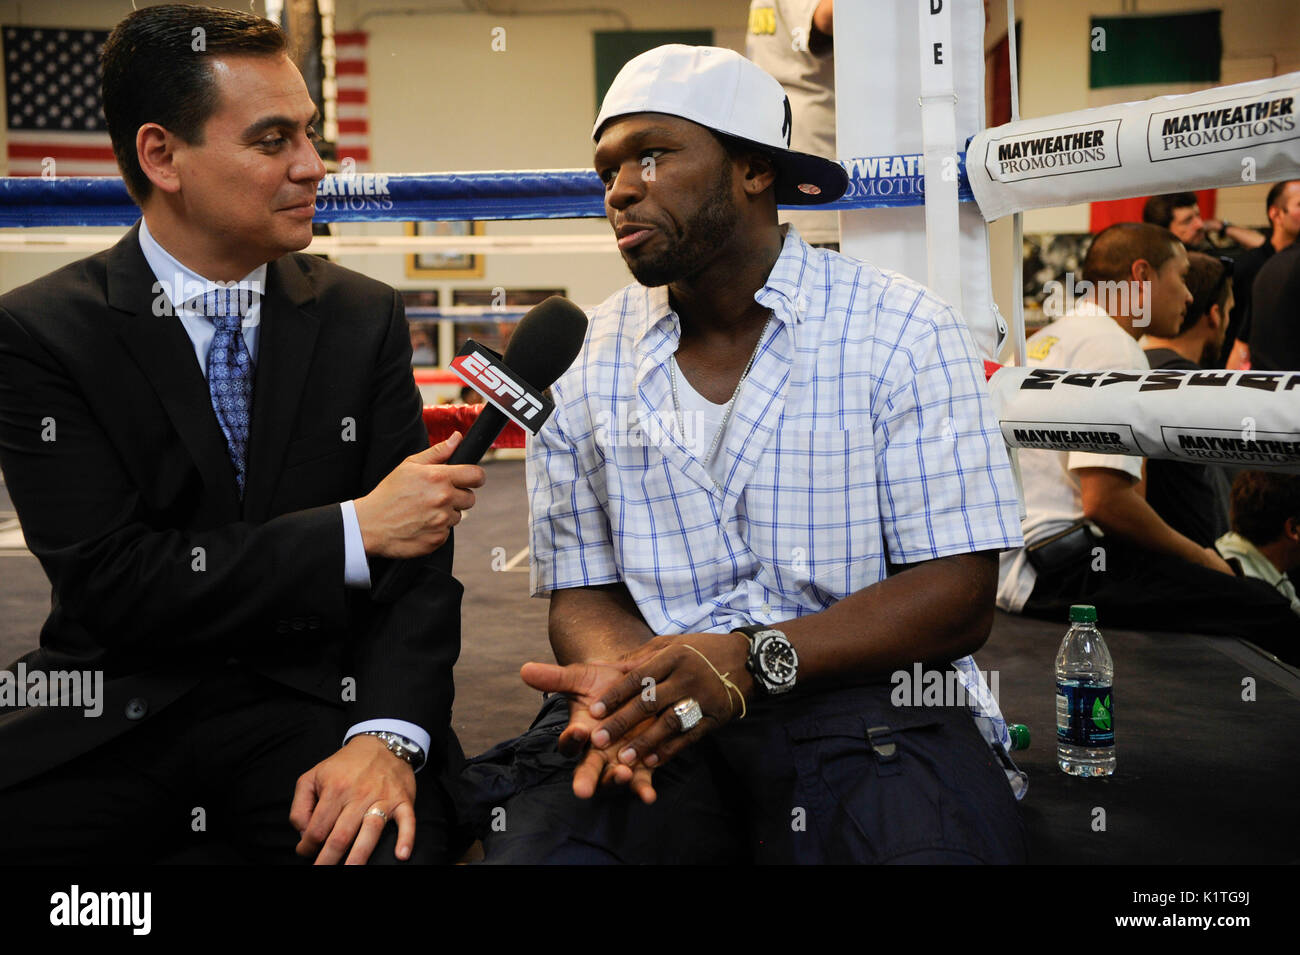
786, 707, 950, 864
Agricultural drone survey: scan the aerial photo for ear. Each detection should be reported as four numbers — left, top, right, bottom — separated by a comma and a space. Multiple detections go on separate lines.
1286, 516, 1300, 544
1131, 258, 1152, 285
1208, 302, 1224, 329
136, 122, 183, 196
740, 152, 778, 197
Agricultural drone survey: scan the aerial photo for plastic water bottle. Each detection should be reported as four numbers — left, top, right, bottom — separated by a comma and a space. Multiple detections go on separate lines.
1055, 604, 1115, 776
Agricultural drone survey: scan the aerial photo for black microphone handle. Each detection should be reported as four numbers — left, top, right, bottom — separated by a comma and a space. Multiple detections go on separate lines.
447, 404, 510, 465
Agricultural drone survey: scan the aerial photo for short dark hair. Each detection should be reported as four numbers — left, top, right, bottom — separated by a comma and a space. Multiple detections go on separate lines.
1179, 251, 1232, 336
710, 129, 777, 168
1143, 192, 1198, 228
1266, 179, 1300, 215
708, 129, 778, 217
1082, 222, 1181, 285
1230, 470, 1300, 546
101, 4, 287, 203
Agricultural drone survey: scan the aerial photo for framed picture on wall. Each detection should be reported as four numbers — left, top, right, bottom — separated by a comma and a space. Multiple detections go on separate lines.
405, 221, 485, 279
450, 288, 566, 357
1022, 231, 1095, 327
399, 289, 440, 366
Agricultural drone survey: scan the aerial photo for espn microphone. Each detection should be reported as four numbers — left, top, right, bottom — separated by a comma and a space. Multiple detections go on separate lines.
447, 296, 588, 464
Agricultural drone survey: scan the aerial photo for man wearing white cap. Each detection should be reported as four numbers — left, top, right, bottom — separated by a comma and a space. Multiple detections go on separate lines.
464, 45, 1027, 863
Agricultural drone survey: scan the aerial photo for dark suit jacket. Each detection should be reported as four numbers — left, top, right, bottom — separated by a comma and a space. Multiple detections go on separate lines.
0, 223, 462, 789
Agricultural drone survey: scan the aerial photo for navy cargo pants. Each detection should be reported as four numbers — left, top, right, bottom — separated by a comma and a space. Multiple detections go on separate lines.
460, 679, 1027, 864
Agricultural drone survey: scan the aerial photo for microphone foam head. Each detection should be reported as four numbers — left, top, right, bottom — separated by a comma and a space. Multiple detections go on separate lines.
501, 296, 589, 390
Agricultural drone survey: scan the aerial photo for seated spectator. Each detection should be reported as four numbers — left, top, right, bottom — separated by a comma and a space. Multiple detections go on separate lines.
1143, 191, 1264, 254
1216, 471, 1300, 621
1141, 251, 1233, 547
998, 222, 1300, 654
1223, 179, 1300, 368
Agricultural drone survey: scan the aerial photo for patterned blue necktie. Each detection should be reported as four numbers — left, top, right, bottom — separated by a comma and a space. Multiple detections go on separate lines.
200, 287, 254, 496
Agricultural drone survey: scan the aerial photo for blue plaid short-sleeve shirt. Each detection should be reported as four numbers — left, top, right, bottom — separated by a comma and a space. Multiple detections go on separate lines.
527, 227, 1025, 770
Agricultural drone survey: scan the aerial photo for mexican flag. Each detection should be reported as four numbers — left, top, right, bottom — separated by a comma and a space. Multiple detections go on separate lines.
1088, 10, 1223, 232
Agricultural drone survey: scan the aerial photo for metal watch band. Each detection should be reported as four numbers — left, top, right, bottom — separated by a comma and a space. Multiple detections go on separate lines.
355, 730, 425, 770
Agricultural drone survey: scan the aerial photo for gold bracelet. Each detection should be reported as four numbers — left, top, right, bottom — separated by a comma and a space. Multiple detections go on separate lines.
681, 644, 747, 721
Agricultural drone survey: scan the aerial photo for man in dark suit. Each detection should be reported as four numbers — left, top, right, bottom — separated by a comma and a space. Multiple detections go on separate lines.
0, 4, 483, 864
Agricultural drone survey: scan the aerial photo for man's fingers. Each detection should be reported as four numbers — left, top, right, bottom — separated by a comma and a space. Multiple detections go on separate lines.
592, 652, 679, 719
391, 801, 417, 862
310, 801, 362, 866
557, 715, 594, 757
573, 744, 625, 800
343, 806, 390, 866
630, 764, 658, 805
448, 487, 477, 512
288, 772, 319, 836
647, 721, 715, 771
409, 431, 462, 464
296, 784, 346, 857
442, 464, 487, 490
590, 672, 682, 749
620, 713, 718, 772
408, 435, 486, 487
520, 661, 599, 696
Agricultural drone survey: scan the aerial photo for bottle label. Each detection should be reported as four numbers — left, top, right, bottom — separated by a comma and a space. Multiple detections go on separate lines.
1056, 683, 1114, 747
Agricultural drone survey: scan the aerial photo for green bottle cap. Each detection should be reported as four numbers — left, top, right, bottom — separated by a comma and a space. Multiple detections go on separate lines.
1069, 604, 1097, 623
1007, 724, 1030, 750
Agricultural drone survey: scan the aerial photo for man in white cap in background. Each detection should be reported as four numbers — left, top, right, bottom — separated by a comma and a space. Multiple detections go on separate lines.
462, 44, 1027, 864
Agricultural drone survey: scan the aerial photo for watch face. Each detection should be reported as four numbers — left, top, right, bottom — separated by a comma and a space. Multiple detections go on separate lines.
757, 633, 798, 689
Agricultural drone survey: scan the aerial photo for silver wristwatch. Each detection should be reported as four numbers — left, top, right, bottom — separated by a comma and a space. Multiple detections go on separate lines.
733, 625, 799, 695
355, 730, 425, 770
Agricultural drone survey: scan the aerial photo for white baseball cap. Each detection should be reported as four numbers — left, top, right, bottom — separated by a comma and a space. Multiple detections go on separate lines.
593, 44, 848, 206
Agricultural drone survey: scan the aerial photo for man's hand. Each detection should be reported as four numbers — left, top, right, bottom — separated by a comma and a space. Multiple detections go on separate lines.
521, 660, 648, 798
521, 660, 663, 803
589, 634, 751, 780
289, 735, 417, 865
523, 633, 752, 804
354, 432, 486, 559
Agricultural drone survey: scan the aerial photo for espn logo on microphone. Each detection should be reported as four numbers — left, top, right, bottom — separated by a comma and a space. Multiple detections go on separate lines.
449, 340, 555, 432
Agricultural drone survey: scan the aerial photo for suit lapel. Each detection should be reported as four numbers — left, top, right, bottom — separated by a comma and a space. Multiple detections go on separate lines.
241, 255, 319, 521
105, 223, 242, 518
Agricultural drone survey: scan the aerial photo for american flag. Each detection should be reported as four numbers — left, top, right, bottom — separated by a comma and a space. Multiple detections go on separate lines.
2, 25, 116, 176
334, 31, 369, 169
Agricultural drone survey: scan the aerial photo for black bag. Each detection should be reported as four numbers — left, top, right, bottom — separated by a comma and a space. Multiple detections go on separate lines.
1025, 520, 1096, 576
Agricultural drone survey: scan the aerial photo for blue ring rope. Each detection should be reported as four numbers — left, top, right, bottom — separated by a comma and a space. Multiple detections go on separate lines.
0, 154, 972, 227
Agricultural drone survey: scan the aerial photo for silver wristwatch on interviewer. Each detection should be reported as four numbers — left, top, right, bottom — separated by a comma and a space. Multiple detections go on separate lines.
731, 624, 799, 695
353, 730, 425, 770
